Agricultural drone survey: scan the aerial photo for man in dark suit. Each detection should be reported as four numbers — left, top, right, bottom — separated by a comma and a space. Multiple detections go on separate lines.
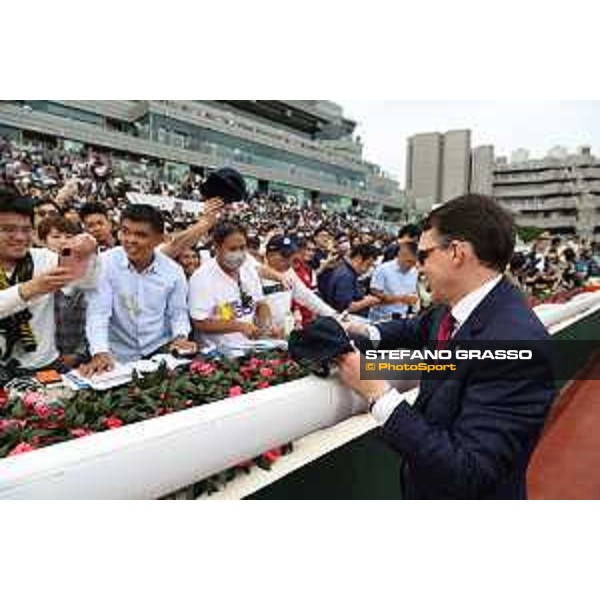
338, 194, 556, 499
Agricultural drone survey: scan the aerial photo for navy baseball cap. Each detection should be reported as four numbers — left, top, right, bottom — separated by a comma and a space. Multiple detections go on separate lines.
266, 234, 299, 257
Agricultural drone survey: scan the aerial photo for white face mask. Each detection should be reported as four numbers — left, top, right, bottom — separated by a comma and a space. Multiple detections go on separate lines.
221, 250, 246, 271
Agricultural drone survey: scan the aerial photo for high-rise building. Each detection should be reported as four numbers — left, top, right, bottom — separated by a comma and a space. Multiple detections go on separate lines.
406, 129, 471, 210
493, 147, 600, 240
405, 125, 599, 239
471, 145, 495, 196
441, 129, 471, 202
405, 132, 442, 211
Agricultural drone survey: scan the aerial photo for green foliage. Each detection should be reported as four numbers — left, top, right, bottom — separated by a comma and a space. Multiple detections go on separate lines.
0, 350, 309, 460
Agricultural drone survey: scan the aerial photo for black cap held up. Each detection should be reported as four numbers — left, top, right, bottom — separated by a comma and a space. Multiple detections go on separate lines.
288, 317, 354, 377
200, 167, 247, 205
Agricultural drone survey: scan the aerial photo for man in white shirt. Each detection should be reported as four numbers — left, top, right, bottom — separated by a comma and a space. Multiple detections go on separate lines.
189, 220, 274, 350
260, 234, 337, 330
338, 194, 555, 499
368, 241, 419, 321
81, 204, 195, 375
0, 186, 97, 371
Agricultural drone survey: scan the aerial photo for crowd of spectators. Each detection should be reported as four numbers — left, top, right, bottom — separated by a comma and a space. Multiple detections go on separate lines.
1, 136, 599, 382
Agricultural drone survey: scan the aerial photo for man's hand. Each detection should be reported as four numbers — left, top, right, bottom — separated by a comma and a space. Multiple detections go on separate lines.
237, 321, 260, 339
336, 351, 389, 404
60, 354, 81, 369
78, 352, 115, 377
66, 233, 97, 260
198, 197, 224, 231
338, 317, 370, 338
169, 338, 198, 355
363, 294, 381, 308
19, 267, 79, 301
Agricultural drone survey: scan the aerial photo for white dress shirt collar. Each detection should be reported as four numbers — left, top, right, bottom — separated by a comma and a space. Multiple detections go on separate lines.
451, 274, 503, 334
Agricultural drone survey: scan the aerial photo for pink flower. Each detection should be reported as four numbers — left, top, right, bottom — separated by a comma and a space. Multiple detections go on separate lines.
268, 359, 283, 367
22, 391, 44, 409
259, 367, 274, 378
190, 360, 217, 376
0, 418, 19, 433
239, 365, 256, 378
185, 400, 193, 407
8, 442, 36, 456
104, 416, 123, 429
70, 428, 92, 438
33, 402, 52, 419
228, 386, 243, 397
257, 381, 270, 390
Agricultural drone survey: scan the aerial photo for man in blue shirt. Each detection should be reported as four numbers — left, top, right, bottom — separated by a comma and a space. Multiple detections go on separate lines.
81, 204, 195, 375
369, 241, 419, 321
321, 244, 381, 316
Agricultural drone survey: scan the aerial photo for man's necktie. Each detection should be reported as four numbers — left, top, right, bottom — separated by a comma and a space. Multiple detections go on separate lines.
436, 310, 456, 350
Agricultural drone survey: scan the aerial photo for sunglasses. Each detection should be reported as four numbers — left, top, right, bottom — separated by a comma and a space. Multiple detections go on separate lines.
417, 245, 443, 265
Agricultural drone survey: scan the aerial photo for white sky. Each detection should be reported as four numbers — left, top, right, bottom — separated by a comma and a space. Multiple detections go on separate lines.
338, 101, 600, 186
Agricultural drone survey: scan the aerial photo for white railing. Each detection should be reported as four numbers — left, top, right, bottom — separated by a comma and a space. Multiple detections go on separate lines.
1, 291, 599, 499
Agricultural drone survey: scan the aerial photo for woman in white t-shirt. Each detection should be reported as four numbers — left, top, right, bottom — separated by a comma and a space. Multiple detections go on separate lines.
188, 220, 275, 350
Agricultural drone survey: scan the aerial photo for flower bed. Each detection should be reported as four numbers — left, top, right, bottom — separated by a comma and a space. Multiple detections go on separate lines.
0, 350, 308, 460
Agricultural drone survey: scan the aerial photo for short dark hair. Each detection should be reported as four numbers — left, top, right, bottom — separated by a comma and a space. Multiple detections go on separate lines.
398, 224, 421, 239
212, 219, 247, 245
247, 235, 261, 251
422, 194, 515, 272
0, 185, 34, 222
38, 215, 80, 241
121, 204, 165, 234
34, 198, 60, 213
350, 243, 380, 261
79, 202, 109, 221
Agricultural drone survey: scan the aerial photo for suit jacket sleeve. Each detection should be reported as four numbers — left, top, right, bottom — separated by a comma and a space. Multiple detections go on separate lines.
374, 308, 435, 350
380, 353, 555, 498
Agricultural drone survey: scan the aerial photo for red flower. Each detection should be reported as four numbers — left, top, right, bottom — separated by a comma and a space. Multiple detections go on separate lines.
8, 442, 36, 456
190, 360, 217, 376
228, 386, 243, 397
70, 428, 92, 438
262, 448, 282, 462
259, 367, 274, 378
268, 359, 283, 367
256, 381, 270, 390
22, 391, 44, 409
104, 416, 123, 429
239, 365, 256, 377
0, 389, 8, 409
33, 402, 52, 419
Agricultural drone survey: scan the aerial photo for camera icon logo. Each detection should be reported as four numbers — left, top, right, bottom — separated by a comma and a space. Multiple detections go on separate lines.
365, 363, 376, 371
